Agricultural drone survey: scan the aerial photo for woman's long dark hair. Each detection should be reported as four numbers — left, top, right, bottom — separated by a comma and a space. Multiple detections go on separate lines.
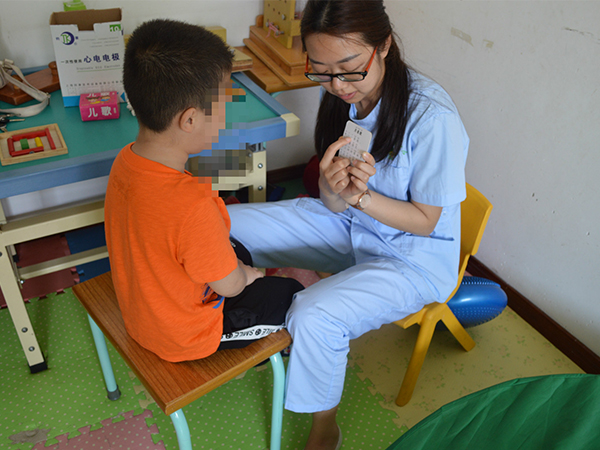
301, 0, 411, 163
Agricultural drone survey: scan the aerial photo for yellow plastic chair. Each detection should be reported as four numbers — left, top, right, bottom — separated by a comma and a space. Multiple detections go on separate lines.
394, 183, 493, 406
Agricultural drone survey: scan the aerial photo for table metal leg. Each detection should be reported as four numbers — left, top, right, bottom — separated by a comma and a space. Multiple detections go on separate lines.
248, 149, 267, 203
0, 245, 47, 372
0, 200, 105, 371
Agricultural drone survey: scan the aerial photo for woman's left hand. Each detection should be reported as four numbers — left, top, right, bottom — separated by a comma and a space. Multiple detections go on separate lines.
340, 152, 377, 203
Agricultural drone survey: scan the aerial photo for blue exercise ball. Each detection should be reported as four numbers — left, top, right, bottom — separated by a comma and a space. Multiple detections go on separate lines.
446, 277, 507, 328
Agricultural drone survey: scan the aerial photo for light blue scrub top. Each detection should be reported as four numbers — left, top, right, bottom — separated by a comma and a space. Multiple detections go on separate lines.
347, 70, 469, 301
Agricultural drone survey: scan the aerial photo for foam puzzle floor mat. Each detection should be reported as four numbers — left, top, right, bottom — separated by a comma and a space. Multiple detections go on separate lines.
30, 410, 164, 450
1, 289, 403, 450
0, 234, 79, 308
1, 269, 584, 449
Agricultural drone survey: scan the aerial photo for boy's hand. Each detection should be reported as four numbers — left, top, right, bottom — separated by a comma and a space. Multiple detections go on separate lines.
208, 260, 264, 298
242, 263, 264, 286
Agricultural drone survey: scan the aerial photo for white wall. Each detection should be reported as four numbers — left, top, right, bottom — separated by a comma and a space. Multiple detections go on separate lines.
0, 0, 262, 68
2, 1, 598, 357
384, 1, 600, 357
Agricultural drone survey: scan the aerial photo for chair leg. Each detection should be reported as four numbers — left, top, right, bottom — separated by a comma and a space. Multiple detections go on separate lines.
170, 409, 192, 450
442, 308, 476, 352
395, 316, 437, 407
87, 315, 121, 400
269, 351, 286, 450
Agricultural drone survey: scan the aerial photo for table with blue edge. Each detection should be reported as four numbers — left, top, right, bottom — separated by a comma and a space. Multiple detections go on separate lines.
0, 71, 299, 372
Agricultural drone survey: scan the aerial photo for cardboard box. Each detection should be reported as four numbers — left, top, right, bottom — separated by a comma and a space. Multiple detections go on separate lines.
79, 91, 120, 121
50, 8, 125, 107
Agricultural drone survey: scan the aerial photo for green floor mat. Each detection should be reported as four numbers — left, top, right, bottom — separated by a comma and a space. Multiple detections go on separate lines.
140, 362, 401, 449
1, 289, 403, 449
0, 291, 141, 450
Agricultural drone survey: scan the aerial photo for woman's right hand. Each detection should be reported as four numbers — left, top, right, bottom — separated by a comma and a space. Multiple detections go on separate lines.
318, 137, 353, 211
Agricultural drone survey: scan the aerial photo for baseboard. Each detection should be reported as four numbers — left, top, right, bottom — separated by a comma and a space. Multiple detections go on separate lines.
267, 164, 307, 185
467, 257, 600, 374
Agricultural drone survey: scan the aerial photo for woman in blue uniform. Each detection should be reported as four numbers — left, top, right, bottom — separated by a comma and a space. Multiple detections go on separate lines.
228, 1, 469, 448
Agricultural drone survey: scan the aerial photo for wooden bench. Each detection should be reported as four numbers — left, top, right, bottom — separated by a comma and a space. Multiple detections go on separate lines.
72, 271, 292, 450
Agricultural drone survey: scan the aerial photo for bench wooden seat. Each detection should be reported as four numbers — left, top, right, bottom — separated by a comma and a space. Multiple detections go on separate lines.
72, 271, 291, 450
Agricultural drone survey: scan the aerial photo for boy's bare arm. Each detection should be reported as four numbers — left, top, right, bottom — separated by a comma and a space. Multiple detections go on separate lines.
208, 260, 264, 298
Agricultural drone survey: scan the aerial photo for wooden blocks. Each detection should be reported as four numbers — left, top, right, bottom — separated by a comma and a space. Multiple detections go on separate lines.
206, 25, 253, 72
0, 124, 68, 166
244, 21, 316, 90
232, 48, 254, 73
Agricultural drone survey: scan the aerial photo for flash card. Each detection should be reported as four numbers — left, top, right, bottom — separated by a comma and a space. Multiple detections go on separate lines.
339, 120, 372, 162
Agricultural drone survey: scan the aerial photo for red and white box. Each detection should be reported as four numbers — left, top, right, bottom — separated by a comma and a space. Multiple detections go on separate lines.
79, 91, 120, 121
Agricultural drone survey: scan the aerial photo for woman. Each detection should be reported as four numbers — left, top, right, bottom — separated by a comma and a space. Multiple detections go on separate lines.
228, 1, 469, 448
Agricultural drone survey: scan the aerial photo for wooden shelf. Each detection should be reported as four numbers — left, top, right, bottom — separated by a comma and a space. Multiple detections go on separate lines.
240, 41, 318, 92
232, 47, 253, 72
235, 46, 317, 94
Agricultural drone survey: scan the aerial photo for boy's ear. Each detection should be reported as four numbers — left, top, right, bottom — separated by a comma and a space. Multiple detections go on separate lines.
178, 107, 202, 132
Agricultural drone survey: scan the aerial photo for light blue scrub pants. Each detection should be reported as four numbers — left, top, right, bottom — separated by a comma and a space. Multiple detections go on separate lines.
228, 198, 430, 413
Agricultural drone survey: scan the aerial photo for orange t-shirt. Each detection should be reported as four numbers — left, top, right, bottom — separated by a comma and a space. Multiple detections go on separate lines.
104, 144, 238, 362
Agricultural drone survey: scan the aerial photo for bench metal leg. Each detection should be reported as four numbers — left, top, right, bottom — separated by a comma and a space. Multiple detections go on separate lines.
269, 352, 285, 450
87, 314, 121, 400
170, 409, 192, 450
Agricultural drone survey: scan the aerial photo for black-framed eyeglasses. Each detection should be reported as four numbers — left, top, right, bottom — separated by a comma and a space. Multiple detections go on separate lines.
304, 46, 378, 83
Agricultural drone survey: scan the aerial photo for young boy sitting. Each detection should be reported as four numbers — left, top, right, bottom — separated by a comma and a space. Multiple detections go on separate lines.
104, 19, 303, 362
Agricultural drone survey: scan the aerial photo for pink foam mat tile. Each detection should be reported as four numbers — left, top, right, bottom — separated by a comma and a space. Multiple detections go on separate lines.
0, 234, 79, 307
15, 234, 71, 267
101, 410, 165, 449
30, 410, 165, 450
31, 425, 110, 450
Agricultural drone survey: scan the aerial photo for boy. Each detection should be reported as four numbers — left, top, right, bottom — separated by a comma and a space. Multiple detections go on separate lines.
104, 19, 302, 362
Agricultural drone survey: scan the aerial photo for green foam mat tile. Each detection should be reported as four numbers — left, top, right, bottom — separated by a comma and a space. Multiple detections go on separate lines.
140, 362, 401, 449
2, 288, 403, 449
0, 290, 141, 449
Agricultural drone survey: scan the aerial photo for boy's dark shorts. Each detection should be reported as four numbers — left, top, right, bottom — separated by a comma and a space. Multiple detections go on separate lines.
217, 238, 304, 350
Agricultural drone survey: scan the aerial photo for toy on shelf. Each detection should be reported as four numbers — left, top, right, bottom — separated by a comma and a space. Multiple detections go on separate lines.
244, 8, 315, 90
0, 124, 68, 166
63, 0, 86, 11
0, 62, 60, 106
263, 0, 301, 49
206, 26, 253, 72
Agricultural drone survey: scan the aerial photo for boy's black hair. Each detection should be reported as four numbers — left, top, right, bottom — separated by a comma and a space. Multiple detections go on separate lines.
123, 19, 233, 133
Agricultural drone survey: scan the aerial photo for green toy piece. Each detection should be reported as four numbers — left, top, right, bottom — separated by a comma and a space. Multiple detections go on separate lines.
63, 0, 86, 11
